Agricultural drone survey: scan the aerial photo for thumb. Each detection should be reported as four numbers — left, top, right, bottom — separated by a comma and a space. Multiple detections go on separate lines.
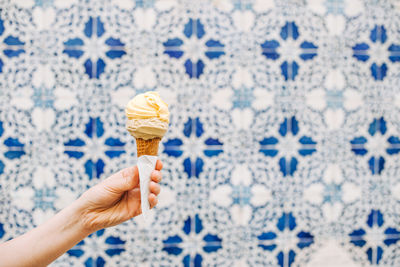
102, 166, 139, 194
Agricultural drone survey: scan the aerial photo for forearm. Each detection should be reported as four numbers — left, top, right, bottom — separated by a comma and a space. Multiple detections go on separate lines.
0, 199, 92, 267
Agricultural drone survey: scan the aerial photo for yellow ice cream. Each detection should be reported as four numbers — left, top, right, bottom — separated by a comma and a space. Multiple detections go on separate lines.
126, 91, 169, 122
125, 91, 169, 140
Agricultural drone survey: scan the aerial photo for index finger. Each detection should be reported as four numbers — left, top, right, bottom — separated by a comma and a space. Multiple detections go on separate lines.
155, 160, 163, 171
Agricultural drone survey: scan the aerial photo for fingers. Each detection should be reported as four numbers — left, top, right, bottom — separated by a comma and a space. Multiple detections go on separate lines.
155, 160, 163, 171
103, 166, 139, 193
149, 169, 161, 209
151, 170, 162, 183
149, 193, 158, 209
149, 181, 161, 195
102, 161, 161, 197
121, 166, 139, 189
149, 162, 162, 209
149, 180, 160, 208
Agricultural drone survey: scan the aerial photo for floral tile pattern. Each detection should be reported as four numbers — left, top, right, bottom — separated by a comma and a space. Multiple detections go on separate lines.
0, 0, 400, 266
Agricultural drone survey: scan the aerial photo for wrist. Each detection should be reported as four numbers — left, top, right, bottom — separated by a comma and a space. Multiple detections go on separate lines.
66, 197, 96, 237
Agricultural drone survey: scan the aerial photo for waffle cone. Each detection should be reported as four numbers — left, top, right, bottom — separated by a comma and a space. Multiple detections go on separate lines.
136, 137, 161, 157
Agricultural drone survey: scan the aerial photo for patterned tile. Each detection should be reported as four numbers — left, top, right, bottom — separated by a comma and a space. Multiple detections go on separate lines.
0, 0, 400, 266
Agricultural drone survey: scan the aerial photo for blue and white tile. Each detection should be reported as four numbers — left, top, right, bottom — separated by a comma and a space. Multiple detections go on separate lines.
0, 0, 400, 266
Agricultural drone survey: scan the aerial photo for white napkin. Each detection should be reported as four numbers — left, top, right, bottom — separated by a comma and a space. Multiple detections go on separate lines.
137, 155, 158, 223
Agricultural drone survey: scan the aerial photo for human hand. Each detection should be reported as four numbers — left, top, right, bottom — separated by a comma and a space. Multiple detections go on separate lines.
76, 160, 163, 232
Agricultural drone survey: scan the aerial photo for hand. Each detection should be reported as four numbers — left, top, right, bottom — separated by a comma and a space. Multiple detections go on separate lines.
76, 160, 163, 232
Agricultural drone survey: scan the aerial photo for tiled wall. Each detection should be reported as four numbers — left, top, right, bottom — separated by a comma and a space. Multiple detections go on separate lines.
1, 0, 400, 266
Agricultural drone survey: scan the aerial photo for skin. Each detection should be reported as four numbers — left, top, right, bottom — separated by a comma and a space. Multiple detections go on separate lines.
0, 160, 163, 267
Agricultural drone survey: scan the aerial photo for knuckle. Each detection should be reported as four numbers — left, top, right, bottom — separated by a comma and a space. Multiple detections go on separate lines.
154, 171, 161, 181
121, 168, 133, 187
121, 168, 130, 179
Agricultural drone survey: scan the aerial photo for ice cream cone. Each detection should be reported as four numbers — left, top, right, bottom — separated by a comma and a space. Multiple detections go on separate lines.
125, 91, 168, 221
136, 137, 161, 157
